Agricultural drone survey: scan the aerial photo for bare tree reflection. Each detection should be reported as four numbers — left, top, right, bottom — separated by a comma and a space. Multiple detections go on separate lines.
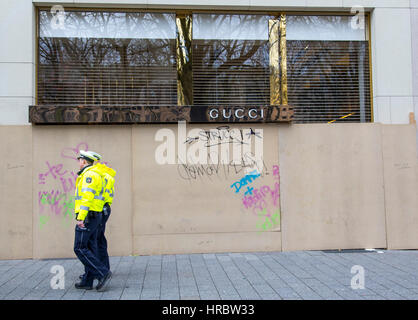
38, 11, 176, 105
38, 11, 371, 123
286, 16, 371, 123
287, 40, 370, 123
192, 14, 270, 106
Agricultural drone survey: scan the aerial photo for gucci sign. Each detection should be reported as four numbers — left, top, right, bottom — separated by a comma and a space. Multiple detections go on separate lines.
208, 107, 265, 121
29, 105, 293, 124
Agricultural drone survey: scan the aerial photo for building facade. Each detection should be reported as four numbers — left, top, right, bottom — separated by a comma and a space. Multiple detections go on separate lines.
0, 0, 417, 259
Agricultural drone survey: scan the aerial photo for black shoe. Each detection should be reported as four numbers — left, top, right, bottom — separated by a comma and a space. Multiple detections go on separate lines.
96, 271, 112, 292
75, 282, 93, 290
80, 274, 98, 280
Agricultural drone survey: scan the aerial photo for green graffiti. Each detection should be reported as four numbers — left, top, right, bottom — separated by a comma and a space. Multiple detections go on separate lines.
62, 195, 75, 218
271, 210, 280, 226
40, 192, 67, 207
39, 215, 50, 229
256, 208, 280, 232
40, 194, 48, 205
39, 192, 76, 228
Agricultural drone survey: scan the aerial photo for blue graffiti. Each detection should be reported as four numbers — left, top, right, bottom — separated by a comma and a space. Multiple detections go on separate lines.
230, 170, 261, 194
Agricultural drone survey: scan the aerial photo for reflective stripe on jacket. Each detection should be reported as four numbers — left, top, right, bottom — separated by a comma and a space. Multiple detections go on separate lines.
74, 166, 105, 221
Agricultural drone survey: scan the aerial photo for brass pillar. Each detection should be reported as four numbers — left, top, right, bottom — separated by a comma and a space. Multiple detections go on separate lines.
279, 13, 288, 105
176, 14, 193, 106
269, 19, 280, 105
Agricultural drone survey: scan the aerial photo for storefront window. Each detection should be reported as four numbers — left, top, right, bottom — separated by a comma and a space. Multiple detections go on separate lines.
287, 15, 371, 123
192, 14, 270, 106
38, 10, 177, 105
36, 10, 372, 124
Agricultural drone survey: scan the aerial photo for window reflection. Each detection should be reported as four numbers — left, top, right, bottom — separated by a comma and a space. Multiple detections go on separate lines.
192, 14, 270, 106
38, 11, 177, 105
37, 10, 372, 124
287, 15, 370, 123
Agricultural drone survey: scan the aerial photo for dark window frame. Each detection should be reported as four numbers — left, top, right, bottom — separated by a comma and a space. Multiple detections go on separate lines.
33, 7, 373, 124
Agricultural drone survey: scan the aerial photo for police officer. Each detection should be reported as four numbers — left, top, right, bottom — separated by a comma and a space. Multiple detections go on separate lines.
79, 152, 116, 280
90, 154, 116, 271
74, 150, 112, 291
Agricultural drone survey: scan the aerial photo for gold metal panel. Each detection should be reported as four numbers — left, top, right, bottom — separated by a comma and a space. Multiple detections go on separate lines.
176, 14, 193, 106
367, 13, 374, 122
279, 14, 288, 105
35, 7, 40, 105
269, 19, 280, 106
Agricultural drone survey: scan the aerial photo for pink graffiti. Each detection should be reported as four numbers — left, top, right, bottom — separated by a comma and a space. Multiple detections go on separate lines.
38, 161, 78, 191
38, 161, 67, 185
38, 190, 66, 215
37, 142, 88, 228
270, 182, 280, 207
38, 191, 48, 214
38, 190, 75, 217
59, 172, 78, 193
242, 182, 280, 212
273, 165, 280, 181
61, 142, 89, 161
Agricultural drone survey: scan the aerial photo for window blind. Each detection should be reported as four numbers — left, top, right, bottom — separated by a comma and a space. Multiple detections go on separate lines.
287, 40, 371, 123
192, 39, 270, 106
37, 10, 373, 124
38, 11, 177, 105
287, 15, 371, 123
192, 14, 270, 106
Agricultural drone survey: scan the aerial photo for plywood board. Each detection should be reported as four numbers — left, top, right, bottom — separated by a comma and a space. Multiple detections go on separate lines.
134, 232, 281, 255
132, 123, 282, 254
279, 123, 387, 251
382, 124, 418, 249
0, 126, 33, 259
32, 126, 132, 259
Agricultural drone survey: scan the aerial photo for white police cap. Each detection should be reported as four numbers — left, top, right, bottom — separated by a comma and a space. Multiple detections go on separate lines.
77, 150, 98, 162
89, 151, 102, 161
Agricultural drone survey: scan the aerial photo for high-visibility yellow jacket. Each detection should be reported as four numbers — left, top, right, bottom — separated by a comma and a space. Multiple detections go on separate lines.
74, 165, 105, 221
93, 163, 116, 206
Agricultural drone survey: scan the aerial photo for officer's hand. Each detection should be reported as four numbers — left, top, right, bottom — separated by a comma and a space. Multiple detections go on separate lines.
76, 220, 85, 228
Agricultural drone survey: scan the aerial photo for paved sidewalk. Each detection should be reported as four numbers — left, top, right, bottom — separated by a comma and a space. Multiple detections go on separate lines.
0, 250, 417, 300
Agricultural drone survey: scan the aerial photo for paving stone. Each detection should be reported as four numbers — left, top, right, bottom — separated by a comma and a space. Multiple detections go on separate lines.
179, 286, 199, 296
260, 293, 281, 300
274, 287, 301, 299
121, 294, 140, 300
203, 254, 216, 260
141, 288, 160, 297
199, 291, 221, 300
181, 295, 200, 300
160, 295, 180, 300
61, 292, 84, 300
140, 294, 160, 300
0, 251, 417, 300
220, 295, 241, 300
371, 289, 407, 300
81, 290, 103, 300
361, 295, 387, 300
121, 288, 141, 300
197, 284, 217, 292
252, 284, 276, 295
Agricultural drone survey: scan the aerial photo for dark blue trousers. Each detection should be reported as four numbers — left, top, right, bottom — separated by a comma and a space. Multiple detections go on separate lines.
74, 213, 109, 286
97, 204, 111, 270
